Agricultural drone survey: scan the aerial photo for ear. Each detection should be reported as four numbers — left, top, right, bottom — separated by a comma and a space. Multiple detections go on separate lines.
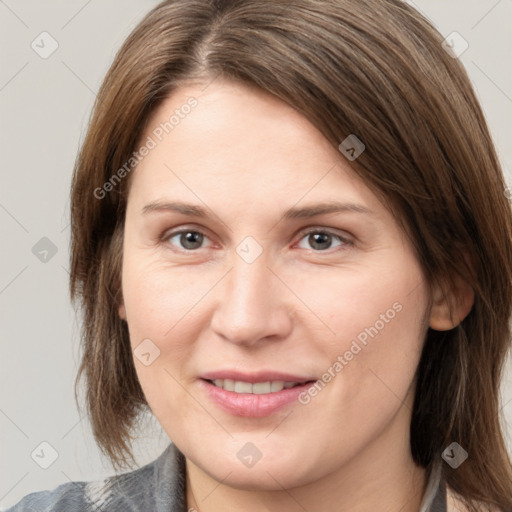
429, 273, 474, 331
118, 303, 127, 321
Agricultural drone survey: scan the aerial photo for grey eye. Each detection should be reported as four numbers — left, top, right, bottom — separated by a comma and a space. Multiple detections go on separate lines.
297, 231, 345, 251
168, 230, 206, 250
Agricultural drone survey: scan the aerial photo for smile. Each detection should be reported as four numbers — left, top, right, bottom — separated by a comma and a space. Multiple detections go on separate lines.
200, 378, 317, 417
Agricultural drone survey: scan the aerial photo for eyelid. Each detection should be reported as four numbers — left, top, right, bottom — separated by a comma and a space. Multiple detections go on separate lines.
298, 226, 353, 244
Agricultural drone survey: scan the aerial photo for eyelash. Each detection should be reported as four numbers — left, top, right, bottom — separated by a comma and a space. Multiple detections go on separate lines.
161, 226, 353, 254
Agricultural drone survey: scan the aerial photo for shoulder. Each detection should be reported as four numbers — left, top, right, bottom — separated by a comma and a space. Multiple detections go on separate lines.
446, 488, 470, 512
4, 443, 186, 512
446, 486, 502, 512
3, 479, 88, 512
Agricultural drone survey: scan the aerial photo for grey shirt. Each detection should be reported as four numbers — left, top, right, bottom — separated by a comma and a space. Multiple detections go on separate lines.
6, 443, 447, 511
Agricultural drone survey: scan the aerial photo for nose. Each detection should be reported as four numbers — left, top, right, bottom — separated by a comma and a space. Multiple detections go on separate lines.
210, 250, 294, 347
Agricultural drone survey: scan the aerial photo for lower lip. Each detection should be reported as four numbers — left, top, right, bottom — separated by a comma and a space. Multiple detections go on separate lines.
199, 379, 315, 417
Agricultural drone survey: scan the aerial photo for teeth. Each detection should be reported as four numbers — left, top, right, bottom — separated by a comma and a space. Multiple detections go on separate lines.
225, 379, 235, 392
253, 382, 272, 394
211, 379, 304, 394
234, 381, 253, 393
270, 381, 285, 392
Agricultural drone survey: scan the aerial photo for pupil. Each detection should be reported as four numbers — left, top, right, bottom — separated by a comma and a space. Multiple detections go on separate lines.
310, 232, 331, 250
182, 232, 202, 249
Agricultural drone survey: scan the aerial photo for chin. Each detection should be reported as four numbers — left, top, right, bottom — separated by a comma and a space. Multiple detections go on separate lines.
189, 441, 317, 491
206, 460, 305, 491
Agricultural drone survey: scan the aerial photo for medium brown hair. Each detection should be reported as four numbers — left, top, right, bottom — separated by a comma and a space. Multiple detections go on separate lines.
69, 0, 512, 509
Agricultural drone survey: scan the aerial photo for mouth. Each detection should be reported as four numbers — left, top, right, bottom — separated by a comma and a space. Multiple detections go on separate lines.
199, 374, 317, 417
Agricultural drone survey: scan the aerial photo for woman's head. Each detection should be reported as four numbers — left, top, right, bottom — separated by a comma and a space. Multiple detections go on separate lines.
118, 78, 448, 494
70, 0, 512, 509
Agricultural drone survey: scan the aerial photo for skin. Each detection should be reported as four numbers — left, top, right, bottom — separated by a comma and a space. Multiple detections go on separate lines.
119, 78, 473, 512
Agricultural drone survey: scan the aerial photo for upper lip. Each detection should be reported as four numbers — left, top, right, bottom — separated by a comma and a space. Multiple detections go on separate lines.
200, 370, 317, 383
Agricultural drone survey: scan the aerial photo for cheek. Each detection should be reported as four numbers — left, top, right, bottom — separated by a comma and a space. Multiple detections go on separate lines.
120, 255, 226, 423
296, 255, 428, 408
290, 256, 426, 353
121, 254, 215, 343
121, 262, 203, 436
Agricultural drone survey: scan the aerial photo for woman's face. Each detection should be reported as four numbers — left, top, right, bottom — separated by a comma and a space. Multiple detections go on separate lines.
120, 79, 431, 490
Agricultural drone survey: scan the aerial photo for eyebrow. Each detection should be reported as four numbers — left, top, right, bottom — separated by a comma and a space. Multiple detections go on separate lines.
141, 200, 375, 219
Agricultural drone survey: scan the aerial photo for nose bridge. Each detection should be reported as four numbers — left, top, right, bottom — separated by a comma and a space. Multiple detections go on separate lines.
230, 251, 271, 309
210, 245, 291, 345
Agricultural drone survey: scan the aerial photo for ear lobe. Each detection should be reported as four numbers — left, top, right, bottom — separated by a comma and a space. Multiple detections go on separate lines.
429, 274, 474, 331
119, 303, 127, 321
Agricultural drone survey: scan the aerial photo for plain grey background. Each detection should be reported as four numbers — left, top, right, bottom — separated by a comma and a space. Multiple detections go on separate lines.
1, 0, 511, 509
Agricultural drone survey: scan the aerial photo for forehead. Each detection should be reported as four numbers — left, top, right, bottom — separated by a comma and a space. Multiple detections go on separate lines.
127, 79, 382, 217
